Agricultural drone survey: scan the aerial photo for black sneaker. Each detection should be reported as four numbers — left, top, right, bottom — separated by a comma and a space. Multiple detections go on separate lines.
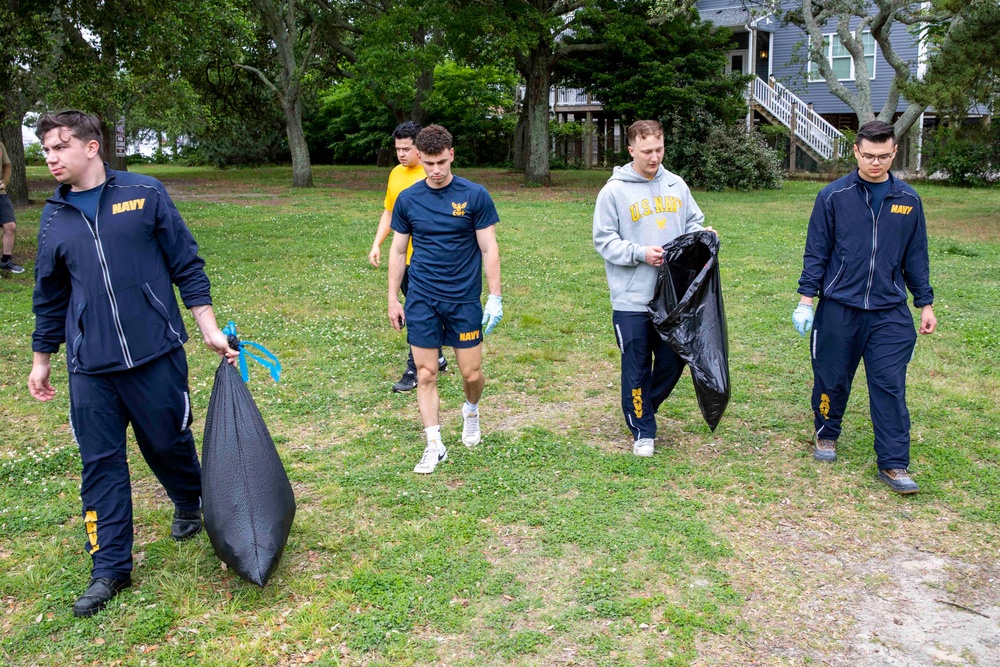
171, 507, 203, 541
0, 259, 24, 274
392, 368, 417, 393
72, 576, 132, 617
813, 438, 837, 462
438, 357, 448, 373
878, 468, 919, 494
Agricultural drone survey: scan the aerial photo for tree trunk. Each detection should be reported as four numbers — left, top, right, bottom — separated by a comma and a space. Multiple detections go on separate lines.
101, 119, 128, 171
512, 98, 528, 172
0, 118, 29, 207
524, 49, 552, 186
284, 97, 313, 188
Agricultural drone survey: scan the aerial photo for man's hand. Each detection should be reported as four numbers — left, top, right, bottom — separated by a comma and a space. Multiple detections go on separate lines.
388, 299, 405, 331
368, 243, 381, 267
28, 355, 56, 401
204, 329, 240, 366
704, 225, 719, 237
644, 246, 665, 267
919, 305, 937, 335
482, 294, 503, 334
792, 302, 814, 336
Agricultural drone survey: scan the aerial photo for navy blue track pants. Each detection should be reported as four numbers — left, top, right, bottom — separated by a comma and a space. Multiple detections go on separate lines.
613, 311, 685, 441
810, 299, 917, 469
68, 346, 201, 579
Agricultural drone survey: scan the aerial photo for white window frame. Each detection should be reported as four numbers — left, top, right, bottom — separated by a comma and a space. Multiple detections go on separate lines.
809, 32, 876, 82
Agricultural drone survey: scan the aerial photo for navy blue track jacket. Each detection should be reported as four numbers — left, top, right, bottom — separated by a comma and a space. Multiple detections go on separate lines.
798, 169, 933, 310
32, 164, 212, 374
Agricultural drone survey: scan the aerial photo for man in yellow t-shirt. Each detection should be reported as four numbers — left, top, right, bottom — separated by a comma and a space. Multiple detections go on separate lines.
369, 121, 446, 392
0, 141, 25, 274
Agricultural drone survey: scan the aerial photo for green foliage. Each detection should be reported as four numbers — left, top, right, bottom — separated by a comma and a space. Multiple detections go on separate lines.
308, 60, 518, 165
904, 0, 1000, 122
558, 0, 748, 127
662, 110, 784, 191
422, 62, 519, 166
23, 143, 45, 166
924, 122, 1000, 186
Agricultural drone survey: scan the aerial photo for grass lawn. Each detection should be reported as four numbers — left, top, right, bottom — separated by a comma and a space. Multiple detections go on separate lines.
1, 165, 998, 666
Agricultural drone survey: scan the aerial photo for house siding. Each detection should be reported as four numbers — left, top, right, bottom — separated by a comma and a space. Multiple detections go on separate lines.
697, 1, 921, 116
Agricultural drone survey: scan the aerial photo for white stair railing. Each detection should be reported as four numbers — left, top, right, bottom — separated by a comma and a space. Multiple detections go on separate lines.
750, 77, 850, 161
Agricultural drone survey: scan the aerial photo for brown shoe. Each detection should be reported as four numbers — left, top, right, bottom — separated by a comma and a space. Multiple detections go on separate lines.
878, 468, 919, 494
813, 438, 837, 462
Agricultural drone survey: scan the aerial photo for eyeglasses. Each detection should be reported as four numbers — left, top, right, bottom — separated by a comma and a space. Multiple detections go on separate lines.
857, 152, 895, 164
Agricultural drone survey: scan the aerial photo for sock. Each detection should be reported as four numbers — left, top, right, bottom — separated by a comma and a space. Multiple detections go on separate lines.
425, 425, 442, 446
463, 401, 478, 416
1, 254, 10, 263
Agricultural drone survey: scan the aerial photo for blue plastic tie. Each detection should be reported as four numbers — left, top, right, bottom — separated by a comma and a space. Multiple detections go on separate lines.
221, 320, 282, 383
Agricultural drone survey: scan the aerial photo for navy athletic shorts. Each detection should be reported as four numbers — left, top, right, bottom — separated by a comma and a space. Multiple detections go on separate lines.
405, 291, 483, 349
0, 195, 15, 224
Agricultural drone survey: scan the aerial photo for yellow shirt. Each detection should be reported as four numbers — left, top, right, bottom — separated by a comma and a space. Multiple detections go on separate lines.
384, 163, 426, 263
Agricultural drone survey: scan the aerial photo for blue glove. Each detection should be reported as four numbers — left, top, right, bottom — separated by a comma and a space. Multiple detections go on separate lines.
792, 303, 814, 336
482, 294, 503, 334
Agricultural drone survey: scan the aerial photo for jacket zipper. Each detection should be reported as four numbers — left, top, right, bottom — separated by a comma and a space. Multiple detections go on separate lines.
83, 190, 134, 368
862, 187, 886, 310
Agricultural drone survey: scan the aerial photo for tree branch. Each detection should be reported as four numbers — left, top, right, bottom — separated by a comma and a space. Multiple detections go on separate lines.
234, 63, 283, 103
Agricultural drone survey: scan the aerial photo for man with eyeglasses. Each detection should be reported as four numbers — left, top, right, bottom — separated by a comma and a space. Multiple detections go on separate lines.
792, 120, 936, 494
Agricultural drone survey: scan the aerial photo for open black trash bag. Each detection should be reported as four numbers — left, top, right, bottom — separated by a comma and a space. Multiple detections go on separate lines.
202, 359, 295, 586
646, 230, 730, 431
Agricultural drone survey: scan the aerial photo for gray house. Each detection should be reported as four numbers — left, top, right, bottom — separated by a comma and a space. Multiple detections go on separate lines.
696, 0, 933, 170
549, 1, 977, 171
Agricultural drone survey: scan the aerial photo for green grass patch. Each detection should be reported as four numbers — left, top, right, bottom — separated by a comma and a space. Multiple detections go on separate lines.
2, 166, 998, 665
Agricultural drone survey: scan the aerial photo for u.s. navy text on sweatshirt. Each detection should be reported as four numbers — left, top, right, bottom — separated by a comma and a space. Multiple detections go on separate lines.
593, 163, 705, 312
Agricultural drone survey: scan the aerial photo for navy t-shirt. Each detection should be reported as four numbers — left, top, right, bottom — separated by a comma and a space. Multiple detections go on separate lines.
65, 184, 103, 222
863, 178, 892, 220
391, 175, 499, 303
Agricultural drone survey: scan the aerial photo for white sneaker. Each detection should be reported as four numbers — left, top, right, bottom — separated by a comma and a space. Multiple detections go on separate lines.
414, 442, 447, 474
632, 438, 654, 457
462, 405, 481, 447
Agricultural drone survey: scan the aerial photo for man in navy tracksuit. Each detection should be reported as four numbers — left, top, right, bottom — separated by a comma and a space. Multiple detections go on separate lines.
792, 120, 937, 494
27, 111, 238, 616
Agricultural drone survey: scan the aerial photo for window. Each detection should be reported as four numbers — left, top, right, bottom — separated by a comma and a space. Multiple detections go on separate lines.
809, 32, 876, 81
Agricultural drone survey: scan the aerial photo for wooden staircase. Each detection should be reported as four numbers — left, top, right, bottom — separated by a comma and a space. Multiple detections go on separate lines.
749, 76, 850, 166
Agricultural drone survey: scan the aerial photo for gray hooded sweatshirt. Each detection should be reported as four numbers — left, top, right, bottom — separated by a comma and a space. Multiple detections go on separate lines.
593, 163, 705, 312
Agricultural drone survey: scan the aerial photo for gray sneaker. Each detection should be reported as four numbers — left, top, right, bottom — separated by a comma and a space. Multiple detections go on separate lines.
813, 438, 837, 462
878, 468, 919, 494
0, 259, 24, 274
392, 368, 417, 393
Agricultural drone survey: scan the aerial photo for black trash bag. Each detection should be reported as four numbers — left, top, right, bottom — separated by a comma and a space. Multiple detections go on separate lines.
202, 359, 295, 586
646, 230, 730, 431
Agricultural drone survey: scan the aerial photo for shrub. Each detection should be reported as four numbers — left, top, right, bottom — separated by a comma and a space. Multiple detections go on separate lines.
662, 109, 784, 191
924, 122, 999, 186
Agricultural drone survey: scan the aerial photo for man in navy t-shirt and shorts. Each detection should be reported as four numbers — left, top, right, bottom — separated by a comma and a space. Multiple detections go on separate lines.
387, 124, 504, 473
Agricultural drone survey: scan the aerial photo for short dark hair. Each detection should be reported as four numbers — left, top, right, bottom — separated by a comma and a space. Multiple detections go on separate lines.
393, 121, 422, 142
35, 110, 104, 151
626, 120, 663, 146
415, 124, 452, 155
856, 120, 895, 146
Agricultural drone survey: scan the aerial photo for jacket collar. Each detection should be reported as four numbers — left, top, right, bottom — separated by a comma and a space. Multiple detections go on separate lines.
49, 162, 115, 204
847, 168, 903, 196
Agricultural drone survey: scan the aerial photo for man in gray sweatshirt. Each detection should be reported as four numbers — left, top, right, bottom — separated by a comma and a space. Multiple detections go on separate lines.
593, 120, 714, 456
